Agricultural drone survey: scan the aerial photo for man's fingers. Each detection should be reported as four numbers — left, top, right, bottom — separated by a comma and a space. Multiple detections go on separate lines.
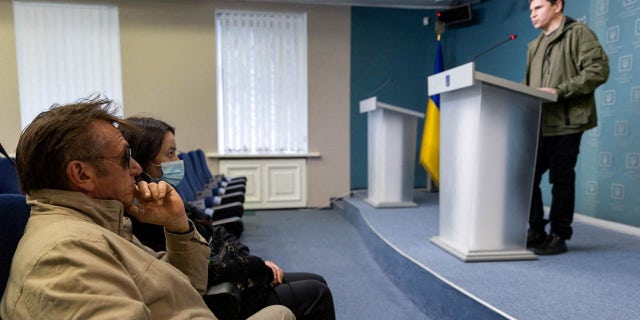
127, 181, 186, 229
135, 180, 150, 198
156, 181, 177, 200
148, 183, 160, 201
125, 203, 142, 219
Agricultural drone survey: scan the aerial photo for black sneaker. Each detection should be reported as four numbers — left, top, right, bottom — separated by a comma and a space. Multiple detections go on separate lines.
526, 229, 547, 248
534, 233, 567, 255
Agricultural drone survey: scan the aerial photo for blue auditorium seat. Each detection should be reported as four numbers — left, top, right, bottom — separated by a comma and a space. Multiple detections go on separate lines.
186, 151, 244, 196
193, 149, 246, 187
0, 157, 21, 194
189, 150, 216, 188
193, 149, 216, 183
178, 152, 245, 206
176, 152, 244, 232
0, 194, 30, 299
179, 152, 210, 199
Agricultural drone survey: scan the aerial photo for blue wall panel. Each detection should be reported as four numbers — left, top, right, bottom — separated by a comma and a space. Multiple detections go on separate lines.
350, 0, 640, 227
350, 7, 434, 190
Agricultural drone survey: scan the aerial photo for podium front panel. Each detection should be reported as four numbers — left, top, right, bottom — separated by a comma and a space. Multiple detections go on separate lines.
366, 108, 418, 207
439, 85, 483, 251
438, 82, 542, 257
471, 84, 542, 250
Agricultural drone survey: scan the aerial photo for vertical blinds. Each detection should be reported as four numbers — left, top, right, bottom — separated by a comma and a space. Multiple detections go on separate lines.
216, 10, 308, 155
13, 1, 123, 128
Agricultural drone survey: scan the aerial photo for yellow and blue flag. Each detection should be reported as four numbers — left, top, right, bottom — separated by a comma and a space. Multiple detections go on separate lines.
419, 34, 443, 185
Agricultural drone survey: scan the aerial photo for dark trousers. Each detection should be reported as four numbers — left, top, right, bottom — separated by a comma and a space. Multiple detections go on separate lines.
529, 132, 583, 240
265, 272, 335, 320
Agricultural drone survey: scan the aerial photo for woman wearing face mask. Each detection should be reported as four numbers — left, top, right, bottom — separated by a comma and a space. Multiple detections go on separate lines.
120, 117, 244, 249
120, 117, 336, 320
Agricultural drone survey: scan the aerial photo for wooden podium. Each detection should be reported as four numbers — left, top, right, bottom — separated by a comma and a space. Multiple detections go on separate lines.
360, 97, 424, 208
428, 63, 557, 262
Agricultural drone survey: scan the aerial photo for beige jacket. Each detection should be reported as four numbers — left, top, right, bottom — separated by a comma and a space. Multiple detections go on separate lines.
1, 189, 215, 319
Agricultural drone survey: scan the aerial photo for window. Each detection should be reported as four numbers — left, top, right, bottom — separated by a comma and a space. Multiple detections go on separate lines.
13, 1, 123, 129
215, 10, 308, 155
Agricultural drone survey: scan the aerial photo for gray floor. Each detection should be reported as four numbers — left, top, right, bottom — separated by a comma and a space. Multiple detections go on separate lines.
241, 207, 432, 320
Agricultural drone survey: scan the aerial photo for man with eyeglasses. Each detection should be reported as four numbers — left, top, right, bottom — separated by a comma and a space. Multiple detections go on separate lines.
1, 98, 294, 320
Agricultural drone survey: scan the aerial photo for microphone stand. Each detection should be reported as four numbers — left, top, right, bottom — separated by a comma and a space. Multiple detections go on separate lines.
467, 34, 517, 63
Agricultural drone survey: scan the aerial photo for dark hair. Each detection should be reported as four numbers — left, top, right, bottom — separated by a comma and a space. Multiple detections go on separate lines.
529, 0, 564, 12
119, 117, 175, 172
16, 97, 135, 194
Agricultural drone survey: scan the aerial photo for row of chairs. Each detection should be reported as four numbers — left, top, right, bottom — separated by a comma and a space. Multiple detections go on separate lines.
176, 149, 247, 238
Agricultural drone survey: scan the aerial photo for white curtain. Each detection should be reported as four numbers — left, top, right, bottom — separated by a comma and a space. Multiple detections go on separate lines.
216, 10, 308, 155
13, 1, 123, 129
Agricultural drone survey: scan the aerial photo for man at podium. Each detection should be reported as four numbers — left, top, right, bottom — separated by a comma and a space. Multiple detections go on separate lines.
525, 0, 609, 255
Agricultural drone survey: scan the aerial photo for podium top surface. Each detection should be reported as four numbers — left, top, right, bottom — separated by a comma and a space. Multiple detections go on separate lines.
427, 62, 557, 102
359, 97, 425, 118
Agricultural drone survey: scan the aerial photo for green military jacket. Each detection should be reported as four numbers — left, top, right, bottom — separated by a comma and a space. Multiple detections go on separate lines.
525, 16, 610, 136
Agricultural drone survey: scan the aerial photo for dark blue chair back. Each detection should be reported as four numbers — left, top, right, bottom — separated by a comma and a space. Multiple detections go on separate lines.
0, 157, 21, 194
194, 149, 246, 185
175, 175, 198, 202
177, 152, 206, 200
194, 149, 215, 182
0, 194, 30, 299
189, 150, 214, 189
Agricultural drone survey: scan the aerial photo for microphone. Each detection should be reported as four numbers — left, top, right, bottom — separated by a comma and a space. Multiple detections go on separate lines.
467, 34, 517, 63
367, 78, 395, 97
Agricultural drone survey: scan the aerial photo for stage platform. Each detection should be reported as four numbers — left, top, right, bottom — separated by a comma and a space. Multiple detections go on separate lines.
341, 190, 640, 320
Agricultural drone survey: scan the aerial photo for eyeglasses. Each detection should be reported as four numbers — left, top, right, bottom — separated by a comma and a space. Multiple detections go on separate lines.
90, 147, 132, 169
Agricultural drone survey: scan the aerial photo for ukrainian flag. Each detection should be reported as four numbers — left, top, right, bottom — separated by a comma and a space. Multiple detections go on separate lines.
419, 34, 443, 185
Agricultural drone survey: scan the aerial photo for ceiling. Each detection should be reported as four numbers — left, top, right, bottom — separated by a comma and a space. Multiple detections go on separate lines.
238, 0, 480, 10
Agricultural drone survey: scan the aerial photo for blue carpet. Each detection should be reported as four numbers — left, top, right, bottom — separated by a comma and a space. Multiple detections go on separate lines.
241, 190, 640, 320
241, 207, 432, 320
344, 190, 640, 320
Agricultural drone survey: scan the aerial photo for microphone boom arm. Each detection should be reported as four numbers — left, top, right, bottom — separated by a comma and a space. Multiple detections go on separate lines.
467, 34, 517, 63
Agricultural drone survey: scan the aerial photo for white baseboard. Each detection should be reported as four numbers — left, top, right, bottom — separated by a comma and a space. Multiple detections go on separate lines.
544, 206, 640, 237
574, 213, 640, 237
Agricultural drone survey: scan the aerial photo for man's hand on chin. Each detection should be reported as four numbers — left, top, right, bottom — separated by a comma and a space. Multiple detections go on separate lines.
127, 180, 189, 233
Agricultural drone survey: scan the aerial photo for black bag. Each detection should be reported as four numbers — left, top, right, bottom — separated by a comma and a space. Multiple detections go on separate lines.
207, 226, 275, 319
210, 226, 250, 258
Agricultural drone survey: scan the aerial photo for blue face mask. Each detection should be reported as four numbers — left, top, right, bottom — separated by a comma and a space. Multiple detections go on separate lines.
159, 160, 185, 186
